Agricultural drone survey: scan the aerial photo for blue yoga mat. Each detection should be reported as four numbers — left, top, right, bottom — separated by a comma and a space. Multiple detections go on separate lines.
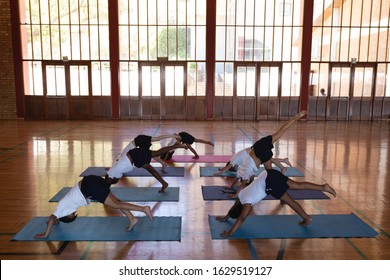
201, 186, 330, 201
200, 166, 304, 177
80, 166, 185, 177
12, 216, 182, 241
208, 213, 377, 239
50, 187, 180, 202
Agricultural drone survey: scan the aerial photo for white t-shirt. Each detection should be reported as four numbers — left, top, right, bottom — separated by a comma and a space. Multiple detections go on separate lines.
118, 141, 136, 159
53, 182, 89, 219
237, 155, 258, 181
107, 155, 134, 179
230, 148, 250, 166
238, 170, 268, 205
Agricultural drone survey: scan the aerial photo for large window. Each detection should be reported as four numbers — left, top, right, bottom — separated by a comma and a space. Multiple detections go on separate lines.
311, 0, 390, 97
119, 0, 207, 97
19, 0, 110, 96
215, 0, 304, 97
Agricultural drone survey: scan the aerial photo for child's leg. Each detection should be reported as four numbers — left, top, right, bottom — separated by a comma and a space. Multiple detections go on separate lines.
194, 138, 214, 147
279, 192, 312, 226
271, 111, 307, 143
120, 209, 139, 231
153, 156, 168, 172
104, 193, 153, 220
287, 179, 336, 197
187, 144, 199, 158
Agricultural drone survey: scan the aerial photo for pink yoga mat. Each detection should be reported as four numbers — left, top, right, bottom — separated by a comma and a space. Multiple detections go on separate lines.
153, 155, 231, 163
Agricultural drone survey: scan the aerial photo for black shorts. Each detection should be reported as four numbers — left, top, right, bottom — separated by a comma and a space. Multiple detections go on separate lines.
252, 135, 274, 162
179, 132, 195, 144
80, 175, 111, 203
228, 199, 244, 219
134, 135, 152, 149
128, 148, 152, 167
265, 169, 289, 199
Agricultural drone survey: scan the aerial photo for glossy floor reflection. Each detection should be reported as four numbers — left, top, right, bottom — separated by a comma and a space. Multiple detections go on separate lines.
0, 119, 388, 260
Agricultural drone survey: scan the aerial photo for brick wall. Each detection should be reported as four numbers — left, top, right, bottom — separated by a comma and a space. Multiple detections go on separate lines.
0, 0, 17, 119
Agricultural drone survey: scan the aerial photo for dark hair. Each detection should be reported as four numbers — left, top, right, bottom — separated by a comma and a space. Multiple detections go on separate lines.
59, 214, 78, 223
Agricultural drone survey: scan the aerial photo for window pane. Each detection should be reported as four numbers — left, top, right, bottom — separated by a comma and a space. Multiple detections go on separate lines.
168, 0, 177, 25
331, 67, 350, 97
129, 0, 138, 24
254, 27, 264, 60
273, 26, 282, 61
46, 65, 65, 96
196, 0, 206, 25
375, 64, 387, 97
80, 26, 90, 60
196, 26, 206, 60
70, 65, 89, 96
166, 66, 184, 96
255, 0, 265, 26
148, 0, 157, 25
216, 0, 226, 25
25, 61, 43, 96
89, 25, 99, 59
101, 62, 111, 96
71, 26, 81, 60
42, 25, 51, 59
89, 0, 98, 24
339, 28, 350, 62
51, 25, 60, 60
98, 0, 109, 24
217, 63, 233, 97
244, 26, 254, 61
99, 26, 109, 60
92, 62, 101, 95
120, 62, 139, 96
60, 25, 70, 58
130, 26, 139, 60
236, 0, 245, 26
259, 67, 278, 97
353, 67, 373, 97
226, 26, 235, 60
282, 63, 301, 96
216, 26, 226, 60
237, 66, 255, 97
148, 26, 157, 60
139, 26, 148, 60
158, 0, 168, 25
40, 0, 49, 24
196, 62, 206, 96
32, 25, 42, 59
282, 26, 292, 61
351, 0, 363, 27
226, 0, 236, 25
142, 66, 160, 97
168, 28, 177, 60
158, 26, 168, 58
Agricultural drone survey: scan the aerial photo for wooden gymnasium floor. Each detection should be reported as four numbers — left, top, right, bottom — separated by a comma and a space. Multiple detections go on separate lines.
0, 119, 389, 260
